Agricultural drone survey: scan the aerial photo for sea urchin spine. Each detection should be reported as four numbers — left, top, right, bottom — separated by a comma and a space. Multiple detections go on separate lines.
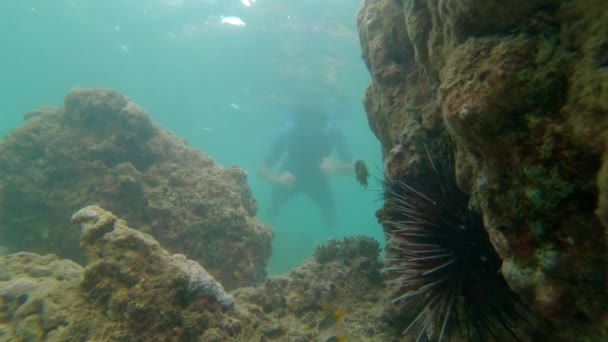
382, 145, 528, 341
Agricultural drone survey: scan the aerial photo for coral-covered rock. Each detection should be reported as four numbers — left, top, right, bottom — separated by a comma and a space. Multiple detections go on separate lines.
0, 206, 250, 341
358, 0, 607, 339
73, 205, 239, 340
1, 206, 397, 340
234, 235, 392, 341
0, 252, 108, 341
0, 88, 272, 289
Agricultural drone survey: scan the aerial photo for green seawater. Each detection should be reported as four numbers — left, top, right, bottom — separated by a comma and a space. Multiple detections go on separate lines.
0, 0, 383, 274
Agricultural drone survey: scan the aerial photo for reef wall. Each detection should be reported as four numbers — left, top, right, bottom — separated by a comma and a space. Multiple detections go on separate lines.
0, 88, 272, 289
358, 0, 607, 339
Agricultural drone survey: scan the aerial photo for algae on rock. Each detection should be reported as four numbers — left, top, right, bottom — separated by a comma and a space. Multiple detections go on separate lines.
0, 88, 272, 289
357, 0, 607, 339
1, 206, 394, 341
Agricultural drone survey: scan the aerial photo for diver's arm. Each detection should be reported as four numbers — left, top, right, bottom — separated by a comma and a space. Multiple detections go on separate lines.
259, 163, 280, 184
332, 160, 355, 175
320, 157, 355, 176
259, 163, 295, 186
325, 126, 355, 176
260, 131, 288, 184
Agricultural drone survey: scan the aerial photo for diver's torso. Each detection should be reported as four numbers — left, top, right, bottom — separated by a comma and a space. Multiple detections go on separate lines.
283, 128, 333, 180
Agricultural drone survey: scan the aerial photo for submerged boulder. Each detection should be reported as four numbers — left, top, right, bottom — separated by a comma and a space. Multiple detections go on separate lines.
0, 252, 102, 341
234, 235, 391, 341
0, 206, 248, 341
0, 88, 272, 289
73, 205, 239, 340
0, 206, 392, 341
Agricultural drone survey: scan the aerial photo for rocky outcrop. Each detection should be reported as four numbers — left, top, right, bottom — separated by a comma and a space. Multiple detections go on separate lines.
0, 253, 104, 340
1, 206, 392, 341
0, 206, 249, 341
0, 88, 272, 289
358, 0, 607, 339
73, 205, 240, 341
235, 235, 391, 341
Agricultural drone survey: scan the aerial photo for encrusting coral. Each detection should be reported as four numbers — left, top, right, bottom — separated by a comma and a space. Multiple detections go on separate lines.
0, 206, 394, 341
357, 0, 607, 339
0, 88, 272, 289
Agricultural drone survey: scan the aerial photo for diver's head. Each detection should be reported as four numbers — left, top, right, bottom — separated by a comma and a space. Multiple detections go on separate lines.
290, 102, 329, 130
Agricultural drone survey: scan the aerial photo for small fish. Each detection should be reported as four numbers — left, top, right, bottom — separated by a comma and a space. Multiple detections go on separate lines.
354, 160, 369, 189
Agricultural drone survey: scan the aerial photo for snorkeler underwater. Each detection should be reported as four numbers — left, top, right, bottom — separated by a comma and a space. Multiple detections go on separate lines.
1, 0, 607, 340
258, 101, 357, 229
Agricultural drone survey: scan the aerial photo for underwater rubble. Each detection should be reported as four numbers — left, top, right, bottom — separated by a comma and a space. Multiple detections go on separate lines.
0, 206, 395, 341
0, 88, 271, 289
357, 0, 607, 340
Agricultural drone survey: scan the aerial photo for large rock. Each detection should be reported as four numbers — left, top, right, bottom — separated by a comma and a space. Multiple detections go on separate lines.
358, 0, 607, 339
0, 206, 249, 341
0, 253, 99, 341
72, 205, 240, 341
0, 206, 392, 341
234, 235, 392, 341
0, 88, 272, 289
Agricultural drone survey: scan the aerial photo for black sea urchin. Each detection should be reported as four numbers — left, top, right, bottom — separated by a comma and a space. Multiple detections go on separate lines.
382, 145, 527, 341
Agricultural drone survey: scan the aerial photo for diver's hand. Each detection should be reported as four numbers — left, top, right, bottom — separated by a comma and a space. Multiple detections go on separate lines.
319, 157, 334, 174
320, 157, 355, 176
276, 171, 296, 187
